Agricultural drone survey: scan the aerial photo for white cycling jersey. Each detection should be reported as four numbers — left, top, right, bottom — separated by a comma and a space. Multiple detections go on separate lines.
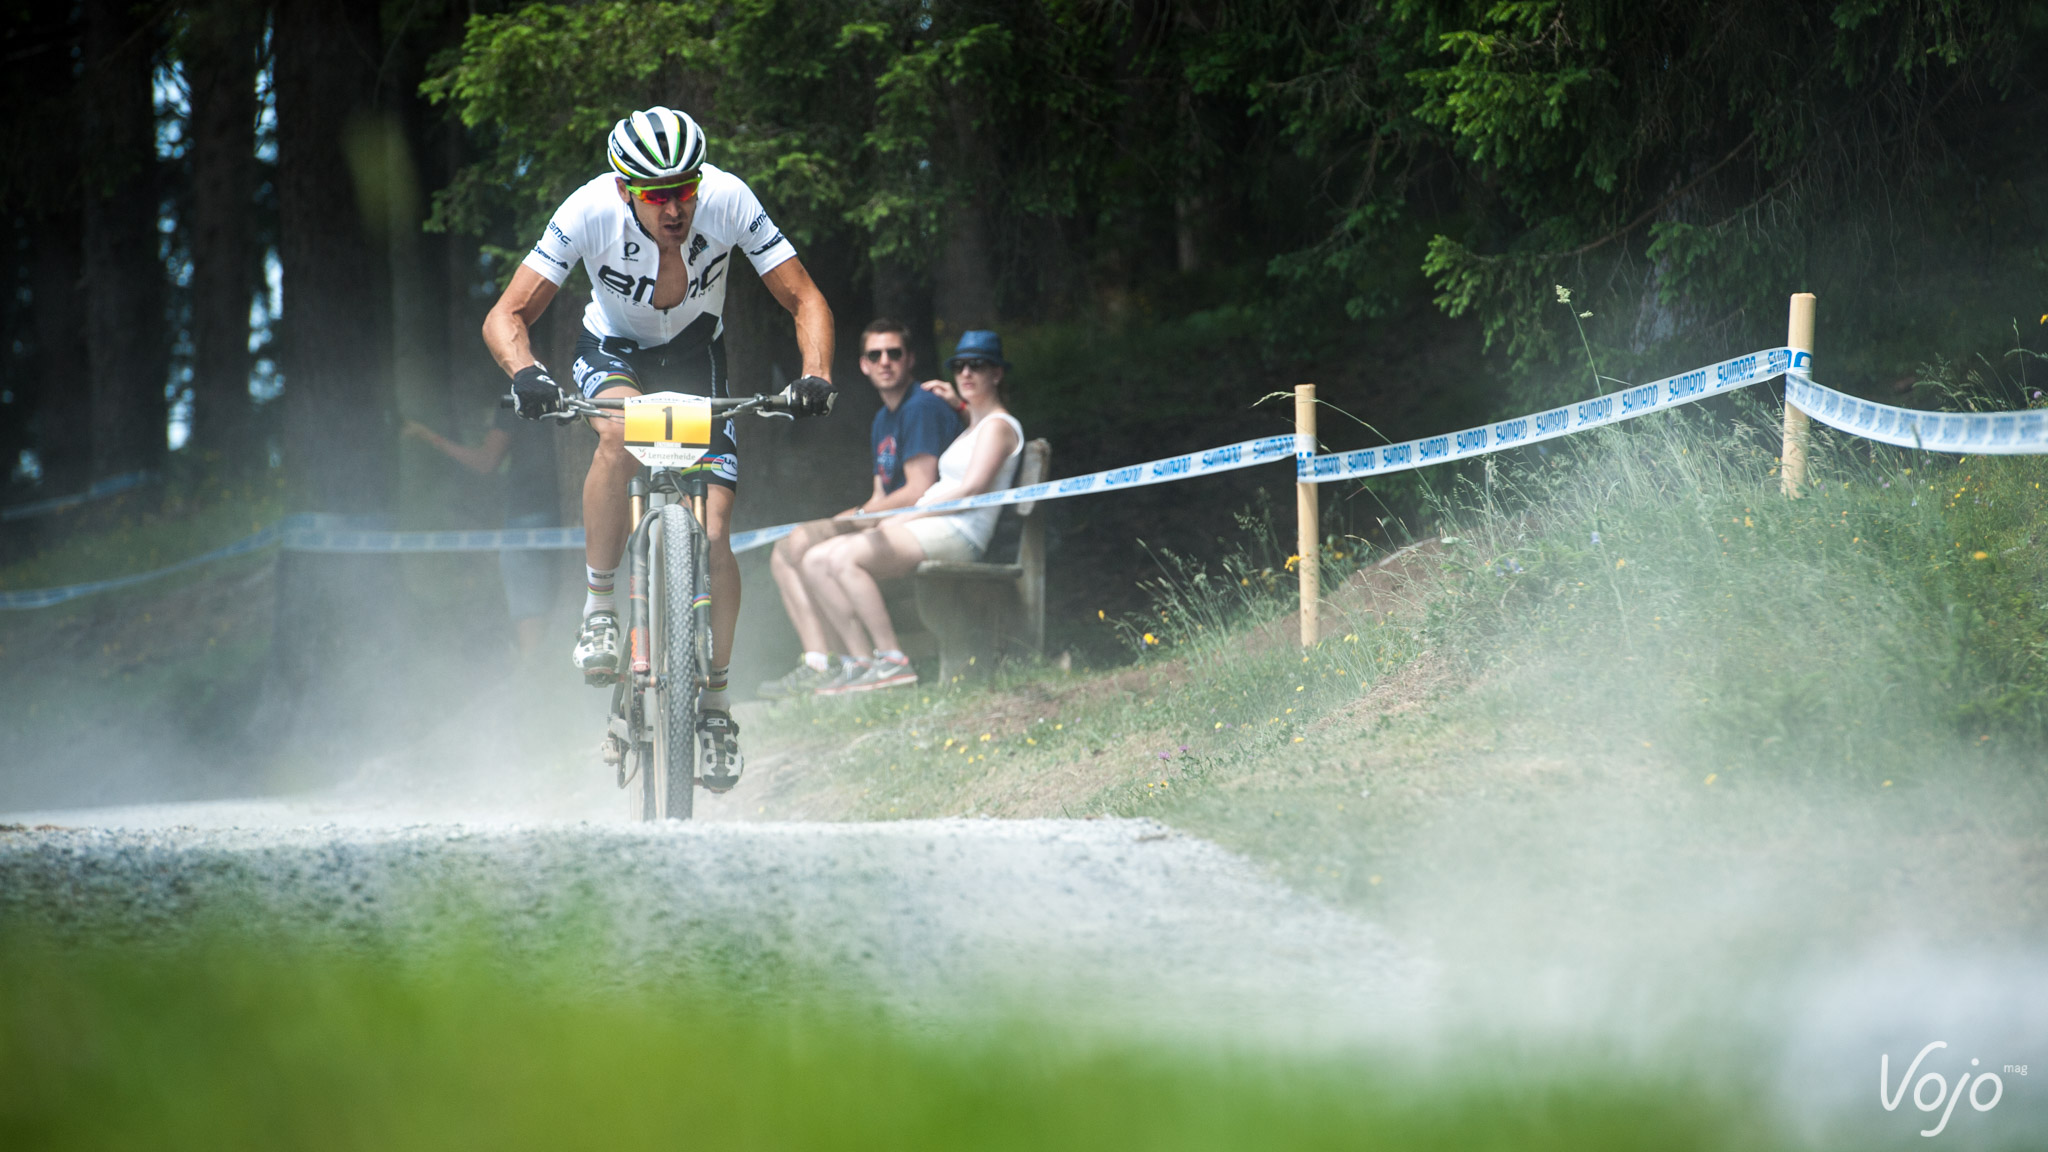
520, 165, 798, 348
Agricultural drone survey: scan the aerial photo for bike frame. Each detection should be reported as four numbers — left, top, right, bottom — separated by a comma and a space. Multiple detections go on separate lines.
512, 387, 808, 820
618, 465, 712, 817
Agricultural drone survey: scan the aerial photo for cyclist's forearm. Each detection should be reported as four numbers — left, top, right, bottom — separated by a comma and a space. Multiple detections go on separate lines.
483, 309, 541, 375
762, 259, 834, 381
794, 292, 834, 380
483, 266, 562, 375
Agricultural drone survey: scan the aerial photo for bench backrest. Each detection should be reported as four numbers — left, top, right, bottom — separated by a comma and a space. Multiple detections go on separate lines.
980, 439, 1051, 565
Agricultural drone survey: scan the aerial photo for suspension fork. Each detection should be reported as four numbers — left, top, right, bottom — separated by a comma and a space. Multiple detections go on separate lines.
689, 475, 711, 683
627, 475, 654, 680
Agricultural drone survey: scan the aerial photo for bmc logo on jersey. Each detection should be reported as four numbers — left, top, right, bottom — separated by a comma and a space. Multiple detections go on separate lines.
596, 252, 728, 306
597, 264, 657, 303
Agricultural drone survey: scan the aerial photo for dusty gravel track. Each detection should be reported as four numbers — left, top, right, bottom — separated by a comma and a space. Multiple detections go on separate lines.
0, 798, 1428, 1044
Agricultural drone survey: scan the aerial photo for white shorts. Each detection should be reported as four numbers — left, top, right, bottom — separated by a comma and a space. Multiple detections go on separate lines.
902, 515, 982, 563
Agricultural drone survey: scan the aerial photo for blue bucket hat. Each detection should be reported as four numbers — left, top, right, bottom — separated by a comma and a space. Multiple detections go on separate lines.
945, 329, 1010, 370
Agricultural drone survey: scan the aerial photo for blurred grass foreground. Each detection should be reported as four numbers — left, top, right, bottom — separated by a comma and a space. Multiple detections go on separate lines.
0, 929, 1763, 1152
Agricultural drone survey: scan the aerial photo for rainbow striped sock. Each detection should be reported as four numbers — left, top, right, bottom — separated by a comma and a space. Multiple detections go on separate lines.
584, 565, 617, 617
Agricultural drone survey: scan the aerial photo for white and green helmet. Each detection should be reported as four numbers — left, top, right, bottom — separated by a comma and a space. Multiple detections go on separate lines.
605, 106, 707, 183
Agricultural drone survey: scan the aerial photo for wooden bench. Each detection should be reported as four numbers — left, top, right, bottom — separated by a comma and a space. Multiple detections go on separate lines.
907, 439, 1051, 682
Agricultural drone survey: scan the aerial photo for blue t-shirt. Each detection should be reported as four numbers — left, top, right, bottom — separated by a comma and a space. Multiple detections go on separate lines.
872, 387, 962, 494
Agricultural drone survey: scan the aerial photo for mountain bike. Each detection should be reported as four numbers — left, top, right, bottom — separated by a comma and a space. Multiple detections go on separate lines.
506, 386, 805, 820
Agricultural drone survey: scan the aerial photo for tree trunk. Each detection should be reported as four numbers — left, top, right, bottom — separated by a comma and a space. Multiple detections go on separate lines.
270, 0, 396, 753
80, 0, 169, 483
30, 214, 94, 497
274, 0, 389, 516
183, 0, 264, 474
934, 95, 999, 336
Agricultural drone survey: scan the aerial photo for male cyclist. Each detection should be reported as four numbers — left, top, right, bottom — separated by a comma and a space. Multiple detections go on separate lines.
482, 105, 836, 777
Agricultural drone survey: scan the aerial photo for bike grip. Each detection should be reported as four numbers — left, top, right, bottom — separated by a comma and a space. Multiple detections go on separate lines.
497, 394, 515, 409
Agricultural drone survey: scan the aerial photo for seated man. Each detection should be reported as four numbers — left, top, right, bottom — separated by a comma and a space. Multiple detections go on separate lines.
758, 318, 961, 697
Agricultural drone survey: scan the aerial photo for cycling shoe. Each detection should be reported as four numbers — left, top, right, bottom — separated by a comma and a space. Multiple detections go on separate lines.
697, 709, 743, 792
573, 611, 621, 686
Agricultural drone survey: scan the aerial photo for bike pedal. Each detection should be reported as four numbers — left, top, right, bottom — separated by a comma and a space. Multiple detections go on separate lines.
699, 772, 740, 794
583, 665, 620, 687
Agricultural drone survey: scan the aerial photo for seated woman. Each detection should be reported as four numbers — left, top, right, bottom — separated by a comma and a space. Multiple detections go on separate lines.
800, 330, 1024, 693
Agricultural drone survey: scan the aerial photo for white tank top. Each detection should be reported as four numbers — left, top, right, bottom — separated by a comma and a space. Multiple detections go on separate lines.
916, 413, 1024, 551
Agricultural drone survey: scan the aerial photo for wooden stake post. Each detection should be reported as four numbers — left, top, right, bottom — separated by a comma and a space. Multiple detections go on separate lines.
1296, 384, 1319, 646
1781, 292, 1817, 497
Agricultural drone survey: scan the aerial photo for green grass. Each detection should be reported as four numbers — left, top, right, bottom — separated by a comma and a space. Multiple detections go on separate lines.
769, 403, 2048, 951
0, 926, 1786, 1151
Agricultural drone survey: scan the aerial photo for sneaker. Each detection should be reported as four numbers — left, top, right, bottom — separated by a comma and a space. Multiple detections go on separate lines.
758, 660, 832, 699
811, 659, 872, 698
838, 654, 919, 694
697, 709, 743, 792
572, 611, 621, 686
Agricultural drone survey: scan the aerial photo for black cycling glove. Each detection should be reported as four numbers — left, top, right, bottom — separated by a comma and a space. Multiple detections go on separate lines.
510, 364, 567, 419
782, 374, 838, 417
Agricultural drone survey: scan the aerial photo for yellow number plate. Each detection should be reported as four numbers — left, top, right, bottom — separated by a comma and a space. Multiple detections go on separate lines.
622, 392, 713, 468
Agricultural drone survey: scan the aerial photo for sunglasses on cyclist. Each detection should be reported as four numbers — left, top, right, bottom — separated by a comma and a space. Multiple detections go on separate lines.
625, 175, 702, 205
862, 346, 907, 363
953, 358, 998, 374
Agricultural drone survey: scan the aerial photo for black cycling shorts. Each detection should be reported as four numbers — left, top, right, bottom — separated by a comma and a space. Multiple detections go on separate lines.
572, 324, 739, 489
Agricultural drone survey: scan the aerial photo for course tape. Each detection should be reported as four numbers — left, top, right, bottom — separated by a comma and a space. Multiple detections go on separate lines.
1787, 375, 2048, 453
0, 519, 586, 611
0, 471, 155, 522
0, 523, 280, 610
280, 523, 585, 553
727, 432, 1301, 554
13, 347, 2046, 606
1299, 348, 1804, 483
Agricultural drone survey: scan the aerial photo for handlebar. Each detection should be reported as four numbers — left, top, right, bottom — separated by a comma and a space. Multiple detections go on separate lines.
498, 390, 806, 421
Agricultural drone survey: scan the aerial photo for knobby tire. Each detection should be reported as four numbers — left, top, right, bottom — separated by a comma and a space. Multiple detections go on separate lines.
650, 503, 699, 820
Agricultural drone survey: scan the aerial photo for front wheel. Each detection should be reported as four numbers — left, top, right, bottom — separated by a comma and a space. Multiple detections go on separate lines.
646, 503, 700, 820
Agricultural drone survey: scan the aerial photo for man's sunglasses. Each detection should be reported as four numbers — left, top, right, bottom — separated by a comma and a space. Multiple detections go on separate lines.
625, 175, 702, 205
863, 347, 907, 363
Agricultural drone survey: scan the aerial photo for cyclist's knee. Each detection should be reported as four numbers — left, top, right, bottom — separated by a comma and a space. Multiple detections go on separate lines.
592, 417, 628, 451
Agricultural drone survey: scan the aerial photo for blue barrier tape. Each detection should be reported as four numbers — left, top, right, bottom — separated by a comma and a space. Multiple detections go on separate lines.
1787, 375, 2048, 453
280, 522, 585, 553
12, 348, 2044, 605
0, 471, 155, 523
0, 520, 584, 611
1298, 348, 1804, 483
729, 523, 799, 554
0, 523, 279, 610
728, 432, 1301, 553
